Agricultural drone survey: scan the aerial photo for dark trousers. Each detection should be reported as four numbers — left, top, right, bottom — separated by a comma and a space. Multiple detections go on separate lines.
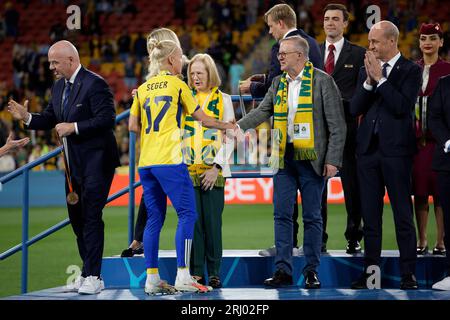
437, 172, 450, 275
321, 119, 363, 245
321, 186, 328, 245
357, 146, 416, 276
273, 144, 325, 275
67, 169, 114, 277
134, 196, 147, 242
191, 187, 224, 278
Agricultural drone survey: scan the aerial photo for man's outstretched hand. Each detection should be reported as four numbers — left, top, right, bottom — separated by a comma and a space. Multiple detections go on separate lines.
7, 99, 30, 122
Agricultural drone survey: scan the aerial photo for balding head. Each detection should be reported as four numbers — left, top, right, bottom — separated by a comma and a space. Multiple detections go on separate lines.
48, 40, 80, 80
372, 20, 399, 42
368, 20, 400, 61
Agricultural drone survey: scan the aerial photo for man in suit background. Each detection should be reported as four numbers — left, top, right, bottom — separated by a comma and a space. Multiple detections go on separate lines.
236, 36, 346, 288
240, 3, 323, 99
8, 40, 120, 295
429, 75, 450, 290
240, 3, 323, 257
320, 3, 365, 254
350, 21, 421, 289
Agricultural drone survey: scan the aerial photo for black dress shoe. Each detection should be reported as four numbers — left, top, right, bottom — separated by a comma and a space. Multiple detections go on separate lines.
321, 243, 327, 253
346, 240, 362, 254
432, 247, 446, 256
121, 248, 134, 257
263, 269, 293, 287
416, 245, 428, 255
400, 273, 418, 290
120, 246, 144, 257
304, 271, 321, 289
208, 276, 222, 288
351, 272, 370, 289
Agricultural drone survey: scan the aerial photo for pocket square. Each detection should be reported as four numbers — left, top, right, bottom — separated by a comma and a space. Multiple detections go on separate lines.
76, 103, 82, 107
344, 64, 354, 68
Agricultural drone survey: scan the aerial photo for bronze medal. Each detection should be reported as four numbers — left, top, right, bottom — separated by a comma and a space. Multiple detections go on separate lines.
66, 191, 79, 205
59, 137, 79, 206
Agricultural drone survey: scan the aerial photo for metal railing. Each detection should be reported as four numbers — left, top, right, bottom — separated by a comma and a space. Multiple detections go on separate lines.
0, 95, 260, 294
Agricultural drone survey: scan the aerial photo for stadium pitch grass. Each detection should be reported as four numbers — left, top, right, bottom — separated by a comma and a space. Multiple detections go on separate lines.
0, 204, 438, 297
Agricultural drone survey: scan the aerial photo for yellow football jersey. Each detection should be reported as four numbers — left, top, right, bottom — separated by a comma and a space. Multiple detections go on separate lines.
130, 71, 199, 167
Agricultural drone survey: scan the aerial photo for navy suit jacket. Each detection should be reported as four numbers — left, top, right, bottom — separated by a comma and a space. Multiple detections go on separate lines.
250, 28, 323, 98
350, 55, 422, 157
28, 66, 120, 178
429, 74, 450, 172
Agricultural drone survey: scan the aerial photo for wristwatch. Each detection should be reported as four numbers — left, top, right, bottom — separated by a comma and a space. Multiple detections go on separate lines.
213, 163, 222, 170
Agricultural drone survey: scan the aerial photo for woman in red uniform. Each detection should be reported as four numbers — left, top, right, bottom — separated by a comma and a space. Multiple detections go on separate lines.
414, 23, 450, 256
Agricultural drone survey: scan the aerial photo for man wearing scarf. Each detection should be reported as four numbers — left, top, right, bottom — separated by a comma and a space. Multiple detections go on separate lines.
236, 35, 346, 289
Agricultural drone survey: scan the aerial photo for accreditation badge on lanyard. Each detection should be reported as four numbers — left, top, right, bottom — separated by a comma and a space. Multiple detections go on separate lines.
294, 123, 311, 140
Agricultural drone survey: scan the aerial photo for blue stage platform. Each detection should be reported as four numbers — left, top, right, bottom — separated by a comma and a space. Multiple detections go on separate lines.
4, 286, 450, 300
3, 250, 449, 301
101, 250, 447, 289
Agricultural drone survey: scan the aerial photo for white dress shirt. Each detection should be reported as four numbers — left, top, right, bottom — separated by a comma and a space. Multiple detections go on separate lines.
286, 70, 304, 142
283, 28, 297, 39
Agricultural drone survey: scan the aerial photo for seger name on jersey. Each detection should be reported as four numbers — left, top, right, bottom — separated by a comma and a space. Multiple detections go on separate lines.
147, 81, 168, 91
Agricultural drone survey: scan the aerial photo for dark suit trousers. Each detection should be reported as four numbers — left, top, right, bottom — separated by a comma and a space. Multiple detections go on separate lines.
357, 141, 417, 275
273, 144, 325, 275
67, 169, 115, 277
437, 172, 450, 275
340, 119, 363, 241
318, 120, 363, 245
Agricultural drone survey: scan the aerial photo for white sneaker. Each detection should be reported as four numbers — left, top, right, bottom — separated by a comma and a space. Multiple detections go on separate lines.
259, 246, 303, 256
292, 246, 304, 256
145, 279, 178, 295
78, 276, 105, 295
66, 275, 85, 292
175, 276, 213, 293
258, 245, 276, 256
432, 276, 450, 290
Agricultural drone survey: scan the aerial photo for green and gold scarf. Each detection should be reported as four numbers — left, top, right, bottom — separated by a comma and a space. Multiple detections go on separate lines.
182, 87, 225, 187
271, 61, 317, 168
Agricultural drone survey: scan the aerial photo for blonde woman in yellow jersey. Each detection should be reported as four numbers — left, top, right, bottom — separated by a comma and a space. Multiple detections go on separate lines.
128, 39, 235, 295
184, 53, 235, 289
122, 28, 182, 258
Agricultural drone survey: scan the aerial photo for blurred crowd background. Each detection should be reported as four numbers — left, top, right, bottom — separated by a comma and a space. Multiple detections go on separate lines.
1, 0, 450, 172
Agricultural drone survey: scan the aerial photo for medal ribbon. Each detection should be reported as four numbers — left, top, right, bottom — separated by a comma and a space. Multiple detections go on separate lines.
57, 136, 75, 195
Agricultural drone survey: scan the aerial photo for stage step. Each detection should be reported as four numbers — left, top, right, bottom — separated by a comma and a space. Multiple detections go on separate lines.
101, 250, 447, 289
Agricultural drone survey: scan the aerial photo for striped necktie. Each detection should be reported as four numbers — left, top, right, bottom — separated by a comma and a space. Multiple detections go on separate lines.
325, 44, 335, 75
62, 81, 72, 117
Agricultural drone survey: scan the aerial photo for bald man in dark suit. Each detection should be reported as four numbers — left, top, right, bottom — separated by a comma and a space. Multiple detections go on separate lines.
8, 40, 120, 295
350, 21, 421, 290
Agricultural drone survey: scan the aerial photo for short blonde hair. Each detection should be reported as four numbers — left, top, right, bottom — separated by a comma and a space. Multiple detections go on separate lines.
146, 28, 181, 79
187, 53, 221, 89
147, 39, 180, 78
264, 4, 297, 29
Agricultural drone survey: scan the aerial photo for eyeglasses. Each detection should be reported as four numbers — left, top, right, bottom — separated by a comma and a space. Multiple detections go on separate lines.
277, 51, 301, 59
